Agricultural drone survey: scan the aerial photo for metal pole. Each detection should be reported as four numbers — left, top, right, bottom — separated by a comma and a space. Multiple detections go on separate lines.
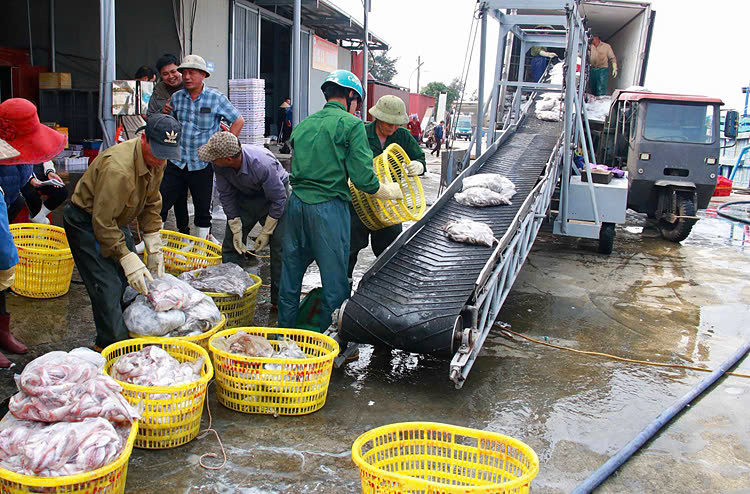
26, 0, 34, 66
292, 0, 301, 126
50, 0, 55, 71
559, 9, 577, 234
515, 39, 527, 125
487, 24, 507, 143
99, 0, 116, 148
362, 0, 370, 121
417, 55, 421, 93
476, 6, 487, 157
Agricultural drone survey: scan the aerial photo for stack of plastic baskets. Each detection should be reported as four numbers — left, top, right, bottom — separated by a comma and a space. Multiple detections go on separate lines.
9, 224, 74, 298
204, 273, 262, 328
209, 327, 339, 415
102, 339, 213, 449
352, 422, 539, 494
0, 421, 138, 493
149, 230, 222, 275
127, 314, 226, 351
349, 143, 426, 231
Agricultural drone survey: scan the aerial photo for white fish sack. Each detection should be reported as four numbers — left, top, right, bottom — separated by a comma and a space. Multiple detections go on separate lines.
9, 375, 139, 424
110, 346, 203, 388
147, 274, 205, 312
462, 173, 516, 195
535, 98, 559, 112
179, 262, 253, 297
535, 109, 562, 122
15, 351, 101, 399
455, 188, 513, 207
123, 295, 186, 336
443, 219, 497, 247
175, 295, 222, 336
213, 330, 275, 357
0, 415, 129, 477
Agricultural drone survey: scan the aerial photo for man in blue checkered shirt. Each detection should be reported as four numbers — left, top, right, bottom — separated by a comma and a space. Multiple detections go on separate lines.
161, 54, 244, 241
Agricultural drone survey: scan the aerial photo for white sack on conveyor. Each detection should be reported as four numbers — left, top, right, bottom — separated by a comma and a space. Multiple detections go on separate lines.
179, 263, 253, 297
0, 415, 128, 477
462, 173, 516, 196
442, 219, 497, 247
147, 274, 205, 312
110, 345, 204, 388
9, 374, 139, 424
455, 187, 513, 207
535, 109, 562, 122
123, 295, 186, 337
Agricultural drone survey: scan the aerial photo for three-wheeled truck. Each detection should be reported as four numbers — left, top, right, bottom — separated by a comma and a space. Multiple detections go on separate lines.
596, 90, 739, 242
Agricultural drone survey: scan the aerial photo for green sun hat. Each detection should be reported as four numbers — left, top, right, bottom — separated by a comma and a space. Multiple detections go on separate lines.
368, 95, 408, 125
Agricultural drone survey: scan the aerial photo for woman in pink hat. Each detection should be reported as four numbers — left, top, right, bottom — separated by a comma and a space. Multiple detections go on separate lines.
0, 98, 66, 366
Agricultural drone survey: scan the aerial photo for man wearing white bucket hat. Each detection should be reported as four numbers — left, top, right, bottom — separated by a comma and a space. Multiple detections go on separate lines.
347, 95, 425, 280
161, 54, 245, 243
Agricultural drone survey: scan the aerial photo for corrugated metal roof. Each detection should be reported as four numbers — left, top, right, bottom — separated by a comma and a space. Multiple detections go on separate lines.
251, 0, 389, 50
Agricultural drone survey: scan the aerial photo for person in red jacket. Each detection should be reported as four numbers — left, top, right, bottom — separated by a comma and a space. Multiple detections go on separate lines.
407, 114, 421, 143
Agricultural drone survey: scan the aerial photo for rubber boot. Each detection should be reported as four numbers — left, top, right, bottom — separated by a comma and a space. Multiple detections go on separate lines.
30, 204, 52, 224
196, 227, 210, 240
0, 314, 28, 354
0, 352, 10, 368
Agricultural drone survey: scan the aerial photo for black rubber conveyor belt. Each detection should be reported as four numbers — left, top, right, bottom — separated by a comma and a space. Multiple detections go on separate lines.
341, 119, 560, 355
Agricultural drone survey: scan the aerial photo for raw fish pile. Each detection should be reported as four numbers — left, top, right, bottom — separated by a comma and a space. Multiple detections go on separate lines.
455, 173, 516, 207
110, 345, 204, 388
212, 331, 274, 357
179, 263, 254, 296
443, 219, 497, 247
123, 274, 222, 337
0, 348, 138, 477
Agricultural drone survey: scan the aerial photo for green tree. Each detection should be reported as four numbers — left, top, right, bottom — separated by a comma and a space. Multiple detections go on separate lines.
369, 52, 398, 83
421, 78, 465, 109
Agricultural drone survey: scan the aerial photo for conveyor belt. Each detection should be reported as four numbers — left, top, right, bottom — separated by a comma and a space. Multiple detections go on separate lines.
340, 116, 560, 355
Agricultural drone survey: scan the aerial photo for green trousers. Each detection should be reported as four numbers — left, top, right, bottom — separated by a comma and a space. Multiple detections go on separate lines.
63, 204, 135, 348
590, 67, 609, 97
221, 187, 288, 305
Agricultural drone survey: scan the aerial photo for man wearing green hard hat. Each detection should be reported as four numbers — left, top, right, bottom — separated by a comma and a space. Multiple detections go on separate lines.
278, 70, 403, 333
347, 95, 425, 281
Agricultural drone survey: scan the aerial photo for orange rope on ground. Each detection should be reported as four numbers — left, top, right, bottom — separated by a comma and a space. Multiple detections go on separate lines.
496, 324, 750, 379
197, 380, 227, 470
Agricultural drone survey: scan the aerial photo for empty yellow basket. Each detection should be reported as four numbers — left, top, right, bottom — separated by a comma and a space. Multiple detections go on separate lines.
350, 143, 426, 231
352, 422, 539, 493
146, 230, 222, 275
10, 223, 74, 298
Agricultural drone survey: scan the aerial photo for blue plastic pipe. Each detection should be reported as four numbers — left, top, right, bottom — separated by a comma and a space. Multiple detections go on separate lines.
571, 337, 750, 494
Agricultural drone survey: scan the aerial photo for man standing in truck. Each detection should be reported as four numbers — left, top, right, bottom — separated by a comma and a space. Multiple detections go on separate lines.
589, 35, 617, 97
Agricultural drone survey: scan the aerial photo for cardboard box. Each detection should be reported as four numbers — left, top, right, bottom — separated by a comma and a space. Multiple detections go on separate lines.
39, 72, 72, 89
580, 169, 613, 184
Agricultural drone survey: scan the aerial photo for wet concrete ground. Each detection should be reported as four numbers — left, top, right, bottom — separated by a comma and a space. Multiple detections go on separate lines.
4, 142, 750, 492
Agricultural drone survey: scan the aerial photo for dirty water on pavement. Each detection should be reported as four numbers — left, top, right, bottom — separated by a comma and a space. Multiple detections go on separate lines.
4, 153, 750, 492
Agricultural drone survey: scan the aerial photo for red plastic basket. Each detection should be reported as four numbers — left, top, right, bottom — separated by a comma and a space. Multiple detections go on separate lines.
714, 176, 732, 197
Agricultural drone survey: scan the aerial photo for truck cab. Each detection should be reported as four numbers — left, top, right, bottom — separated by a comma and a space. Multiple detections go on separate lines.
455, 115, 472, 140
596, 90, 724, 242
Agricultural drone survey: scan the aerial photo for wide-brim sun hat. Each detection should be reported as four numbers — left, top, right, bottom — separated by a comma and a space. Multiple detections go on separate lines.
280, 102, 290, 108
0, 138, 20, 162
368, 95, 408, 125
0, 98, 65, 165
177, 54, 210, 78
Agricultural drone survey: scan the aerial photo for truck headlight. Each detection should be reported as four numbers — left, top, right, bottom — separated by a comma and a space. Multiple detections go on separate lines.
705, 158, 716, 165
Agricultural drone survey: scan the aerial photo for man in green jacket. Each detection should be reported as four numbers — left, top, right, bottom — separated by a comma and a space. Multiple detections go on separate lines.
278, 70, 403, 332
348, 95, 426, 280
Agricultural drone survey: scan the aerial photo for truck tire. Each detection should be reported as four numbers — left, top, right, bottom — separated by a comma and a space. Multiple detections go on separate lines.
598, 222, 615, 254
659, 196, 697, 243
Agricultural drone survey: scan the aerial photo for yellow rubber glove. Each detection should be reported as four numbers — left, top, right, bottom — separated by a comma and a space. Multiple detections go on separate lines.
228, 217, 248, 255
372, 182, 403, 201
612, 62, 618, 78
0, 267, 14, 291
254, 216, 279, 252
143, 231, 164, 278
120, 252, 153, 295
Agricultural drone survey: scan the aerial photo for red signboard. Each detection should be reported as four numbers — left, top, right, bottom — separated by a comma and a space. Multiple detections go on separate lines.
312, 35, 338, 73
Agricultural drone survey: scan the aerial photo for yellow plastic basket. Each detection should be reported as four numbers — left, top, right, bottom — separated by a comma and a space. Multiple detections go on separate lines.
0, 420, 138, 493
128, 314, 226, 351
352, 422, 539, 494
146, 230, 222, 275
204, 273, 262, 328
102, 338, 213, 449
10, 223, 74, 298
349, 143, 426, 231
208, 327, 339, 415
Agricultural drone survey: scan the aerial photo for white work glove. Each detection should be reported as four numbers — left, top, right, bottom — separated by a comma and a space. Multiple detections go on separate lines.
227, 218, 248, 255
143, 231, 164, 278
254, 216, 278, 252
405, 161, 424, 176
0, 267, 15, 291
372, 182, 403, 201
120, 252, 153, 295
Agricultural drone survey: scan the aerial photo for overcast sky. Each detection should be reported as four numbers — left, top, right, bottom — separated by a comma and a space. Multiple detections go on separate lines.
332, 0, 749, 112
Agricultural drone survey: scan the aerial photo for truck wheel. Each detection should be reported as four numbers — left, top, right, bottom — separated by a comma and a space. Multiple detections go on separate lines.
659, 196, 697, 243
598, 222, 615, 254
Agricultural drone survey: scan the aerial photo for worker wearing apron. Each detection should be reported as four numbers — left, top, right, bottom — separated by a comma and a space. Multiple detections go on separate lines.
64, 115, 181, 350
348, 95, 426, 281
278, 70, 403, 332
